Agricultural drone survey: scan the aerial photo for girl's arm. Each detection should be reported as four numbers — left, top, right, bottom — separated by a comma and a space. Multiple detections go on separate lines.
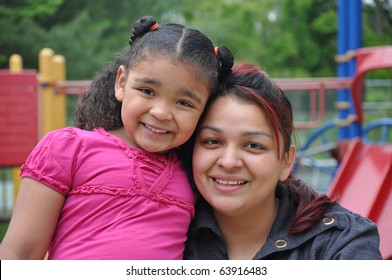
0, 178, 65, 259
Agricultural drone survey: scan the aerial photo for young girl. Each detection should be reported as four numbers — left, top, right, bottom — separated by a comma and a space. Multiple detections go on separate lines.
0, 16, 233, 260
184, 61, 382, 260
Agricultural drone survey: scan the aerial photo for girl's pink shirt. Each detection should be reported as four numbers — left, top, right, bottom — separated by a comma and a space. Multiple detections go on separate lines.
20, 127, 195, 260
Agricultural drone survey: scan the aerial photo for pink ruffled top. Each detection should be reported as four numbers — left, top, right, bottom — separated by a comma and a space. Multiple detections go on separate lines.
20, 127, 195, 260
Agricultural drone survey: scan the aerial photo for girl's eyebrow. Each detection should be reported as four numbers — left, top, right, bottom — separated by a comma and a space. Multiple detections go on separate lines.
180, 90, 201, 104
135, 77, 160, 85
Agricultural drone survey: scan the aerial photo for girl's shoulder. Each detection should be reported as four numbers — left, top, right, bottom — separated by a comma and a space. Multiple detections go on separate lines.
41, 127, 83, 140
30, 127, 107, 159
41, 127, 104, 144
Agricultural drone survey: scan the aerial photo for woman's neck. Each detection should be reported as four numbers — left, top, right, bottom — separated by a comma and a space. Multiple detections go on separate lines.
214, 197, 279, 260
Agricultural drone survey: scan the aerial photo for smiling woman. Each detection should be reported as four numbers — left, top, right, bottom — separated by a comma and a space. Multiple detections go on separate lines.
184, 61, 382, 260
193, 96, 293, 220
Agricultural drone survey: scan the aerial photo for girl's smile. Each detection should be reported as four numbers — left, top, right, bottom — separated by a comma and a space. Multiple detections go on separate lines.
114, 56, 210, 153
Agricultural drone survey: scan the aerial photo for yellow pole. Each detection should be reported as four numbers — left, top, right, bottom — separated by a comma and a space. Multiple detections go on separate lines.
38, 48, 55, 137
52, 55, 66, 129
9, 54, 22, 73
9, 54, 23, 199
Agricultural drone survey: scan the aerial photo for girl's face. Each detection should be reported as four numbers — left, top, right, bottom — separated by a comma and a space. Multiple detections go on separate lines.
192, 95, 295, 217
115, 56, 210, 153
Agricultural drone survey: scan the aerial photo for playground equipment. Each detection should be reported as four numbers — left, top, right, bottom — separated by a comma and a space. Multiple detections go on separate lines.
297, 45, 392, 260
329, 46, 392, 260
294, 1, 392, 259
0, 49, 68, 204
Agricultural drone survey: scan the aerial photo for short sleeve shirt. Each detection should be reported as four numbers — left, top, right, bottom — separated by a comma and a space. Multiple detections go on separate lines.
21, 127, 195, 259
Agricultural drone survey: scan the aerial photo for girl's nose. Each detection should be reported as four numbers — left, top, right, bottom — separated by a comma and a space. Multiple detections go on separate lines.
149, 103, 173, 121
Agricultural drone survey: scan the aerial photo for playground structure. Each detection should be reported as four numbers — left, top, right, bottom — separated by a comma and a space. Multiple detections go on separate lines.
0, 49, 69, 200
1, 0, 392, 260
294, 45, 392, 260
295, 0, 392, 259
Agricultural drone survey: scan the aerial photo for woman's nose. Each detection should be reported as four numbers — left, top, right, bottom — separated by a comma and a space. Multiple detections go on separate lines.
217, 148, 242, 169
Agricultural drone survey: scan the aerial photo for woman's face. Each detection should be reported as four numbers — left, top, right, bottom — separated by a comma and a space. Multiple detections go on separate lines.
192, 95, 295, 217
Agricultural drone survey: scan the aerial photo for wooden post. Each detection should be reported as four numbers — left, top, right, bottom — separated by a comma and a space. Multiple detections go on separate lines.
53, 55, 66, 129
8, 54, 23, 199
9, 54, 22, 73
38, 48, 55, 136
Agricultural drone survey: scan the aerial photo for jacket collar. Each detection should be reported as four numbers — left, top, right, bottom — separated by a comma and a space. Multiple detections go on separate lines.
190, 183, 341, 257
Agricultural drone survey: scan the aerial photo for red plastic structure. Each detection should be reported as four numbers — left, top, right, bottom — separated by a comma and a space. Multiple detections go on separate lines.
329, 46, 392, 259
351, 46, 392, 124
0, 71, 38, 166
328, 139, 392, 259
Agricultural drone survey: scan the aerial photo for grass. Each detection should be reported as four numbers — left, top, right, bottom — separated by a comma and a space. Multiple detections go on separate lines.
0, 222, 9, 241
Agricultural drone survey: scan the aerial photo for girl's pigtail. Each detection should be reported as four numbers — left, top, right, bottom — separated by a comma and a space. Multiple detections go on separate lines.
129, 15, 158, 46
215, 45, 234, 81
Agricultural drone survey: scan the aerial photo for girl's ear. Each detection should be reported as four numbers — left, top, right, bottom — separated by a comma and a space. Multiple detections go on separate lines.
115, 65, 127, 102
279, 144, 296, 181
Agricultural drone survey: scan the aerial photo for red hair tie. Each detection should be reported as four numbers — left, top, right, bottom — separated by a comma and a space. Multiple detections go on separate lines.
214, 47, 219, 57
150, 23, 159, 31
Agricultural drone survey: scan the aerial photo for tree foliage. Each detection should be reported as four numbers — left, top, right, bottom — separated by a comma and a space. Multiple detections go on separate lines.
0, 0, 391, 79
0, 0, 63, 21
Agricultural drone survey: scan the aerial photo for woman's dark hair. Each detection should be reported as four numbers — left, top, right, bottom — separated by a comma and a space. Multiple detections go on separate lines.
74, 15, 234, 130
191, 61, 334, 233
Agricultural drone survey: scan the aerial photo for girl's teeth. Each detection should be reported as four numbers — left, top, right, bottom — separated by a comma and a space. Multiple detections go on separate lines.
145, 124, 167, 133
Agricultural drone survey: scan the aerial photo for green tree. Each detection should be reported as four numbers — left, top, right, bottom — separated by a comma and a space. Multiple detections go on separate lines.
0, 0, 391, 79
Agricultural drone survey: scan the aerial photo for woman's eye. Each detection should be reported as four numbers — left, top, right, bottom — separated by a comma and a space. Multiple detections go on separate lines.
246, 142, 264, 150
202, 138, 220, 146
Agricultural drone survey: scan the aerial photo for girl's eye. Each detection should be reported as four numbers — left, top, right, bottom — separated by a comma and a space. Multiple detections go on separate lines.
140, 88, 154, 96
177, 100, 194, 108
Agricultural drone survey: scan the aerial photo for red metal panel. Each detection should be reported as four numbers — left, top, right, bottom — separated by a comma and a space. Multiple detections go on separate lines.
0, 71, 38, 166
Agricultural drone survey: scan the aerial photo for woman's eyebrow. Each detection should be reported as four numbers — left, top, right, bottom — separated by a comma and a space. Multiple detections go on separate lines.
242, 131, 273, 139
200, 126, 271, 139
199, 125, 222, 133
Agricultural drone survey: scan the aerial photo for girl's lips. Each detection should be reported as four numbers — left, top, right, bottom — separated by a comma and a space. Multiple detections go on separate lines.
144, 123, 169, 134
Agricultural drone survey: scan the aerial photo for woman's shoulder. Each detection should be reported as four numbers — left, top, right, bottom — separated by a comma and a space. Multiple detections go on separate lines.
318, 202, 382, 259
324, 202, 377, 230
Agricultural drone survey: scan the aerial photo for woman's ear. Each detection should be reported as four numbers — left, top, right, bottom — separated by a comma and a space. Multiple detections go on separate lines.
279, 144, 296, 181
114, 65, 127, 102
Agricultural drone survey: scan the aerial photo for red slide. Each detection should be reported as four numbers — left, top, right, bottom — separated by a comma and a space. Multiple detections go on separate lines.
328, 139, 392, 259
